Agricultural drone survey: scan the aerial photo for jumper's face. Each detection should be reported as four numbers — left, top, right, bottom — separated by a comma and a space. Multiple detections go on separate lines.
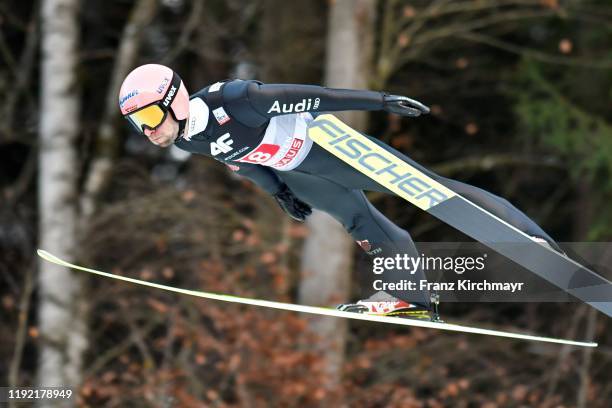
144, 115, 179, 147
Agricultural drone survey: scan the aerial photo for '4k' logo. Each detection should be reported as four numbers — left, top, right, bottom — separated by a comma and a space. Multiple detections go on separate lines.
210, 133, 233, 156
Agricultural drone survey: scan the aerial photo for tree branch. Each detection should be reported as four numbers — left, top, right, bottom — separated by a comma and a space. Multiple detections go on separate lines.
545, 304, 587, 400
410, 9, 559, 48
7, 262, 35, 404
400, 0, 545, 26
4, 147, 37, 208
80, 0, 158, 222
431, 152, 562, 175
83, 316, 159, 378
459, 31, 612, 69
2, 0, 39, 141
161, 0, 205, 64
577, 308, 598, 408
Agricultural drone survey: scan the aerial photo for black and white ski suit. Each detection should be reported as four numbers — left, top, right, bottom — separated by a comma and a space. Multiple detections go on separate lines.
174, 79, 556, 309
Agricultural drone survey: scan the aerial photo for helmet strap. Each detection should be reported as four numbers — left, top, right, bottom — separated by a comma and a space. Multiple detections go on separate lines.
161, 71, 182, 111
177, 118, 187, 140
162, 71, 186, 140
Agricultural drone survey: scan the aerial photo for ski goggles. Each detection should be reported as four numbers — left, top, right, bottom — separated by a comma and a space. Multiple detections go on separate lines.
124, 72, 182, 133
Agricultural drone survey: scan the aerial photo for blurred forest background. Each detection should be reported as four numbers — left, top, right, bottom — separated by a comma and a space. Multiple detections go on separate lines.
1, 0, 612, 407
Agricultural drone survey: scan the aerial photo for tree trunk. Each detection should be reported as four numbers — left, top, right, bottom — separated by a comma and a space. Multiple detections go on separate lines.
37, 0, 85, 404
298, 0, 376, 391
258, 0, 325, 83
574, 181, 597, 408
80, 0, 157, 221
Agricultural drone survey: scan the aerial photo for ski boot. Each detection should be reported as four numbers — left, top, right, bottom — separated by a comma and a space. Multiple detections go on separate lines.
429, 292, 443, 323
337, 291, 439, 322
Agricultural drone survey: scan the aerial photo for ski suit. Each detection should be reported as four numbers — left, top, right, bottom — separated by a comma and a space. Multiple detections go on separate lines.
174, 79, 556, 309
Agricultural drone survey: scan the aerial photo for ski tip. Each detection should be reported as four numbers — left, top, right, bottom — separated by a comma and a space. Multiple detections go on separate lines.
37, 249, 61, 264
572, 341, 598, 348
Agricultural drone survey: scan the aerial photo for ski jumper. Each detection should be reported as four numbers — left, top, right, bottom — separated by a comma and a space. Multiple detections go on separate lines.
174, 79, 557, 309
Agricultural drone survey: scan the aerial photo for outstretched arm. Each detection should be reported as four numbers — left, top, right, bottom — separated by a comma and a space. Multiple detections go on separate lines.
222, 80, 429, 126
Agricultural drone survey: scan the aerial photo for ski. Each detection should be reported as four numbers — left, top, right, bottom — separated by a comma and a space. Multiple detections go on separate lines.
37, 249, 596, 347
308, 114, 612, 318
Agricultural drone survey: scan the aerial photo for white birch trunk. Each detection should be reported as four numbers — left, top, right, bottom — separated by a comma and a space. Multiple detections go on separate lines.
299, 0, 376, 389
37, 0, 86, 404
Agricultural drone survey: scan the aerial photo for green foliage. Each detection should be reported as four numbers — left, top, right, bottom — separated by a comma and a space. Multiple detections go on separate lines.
512, 60, 612, 238
514, 61, 612, 188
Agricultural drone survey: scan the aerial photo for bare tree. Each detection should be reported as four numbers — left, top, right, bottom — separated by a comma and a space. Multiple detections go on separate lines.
37, 0, 85, 403
298, 0, 377, 390
80, 0, 157, 220
372, 0, 612, 89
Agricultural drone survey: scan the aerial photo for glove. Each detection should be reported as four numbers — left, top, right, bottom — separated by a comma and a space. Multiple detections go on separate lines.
273, 184, 312, 222
382, 94, 430, 117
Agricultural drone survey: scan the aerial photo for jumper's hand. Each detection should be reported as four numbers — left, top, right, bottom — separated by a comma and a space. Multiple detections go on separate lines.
273, 184, 312, 222
383, 94, 430, 117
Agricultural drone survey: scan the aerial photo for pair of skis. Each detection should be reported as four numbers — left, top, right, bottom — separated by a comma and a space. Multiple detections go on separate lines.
37, 249, 596, 347
37, 114, 609, 348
